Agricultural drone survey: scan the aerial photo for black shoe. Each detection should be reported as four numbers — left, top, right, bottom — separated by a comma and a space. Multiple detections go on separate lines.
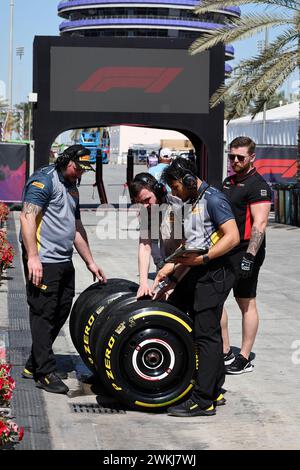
223, 348, 235, 366
213, 393, 226, 406
36, 372, 69, 394
22, 367, 68, 380
226, 354, 254, 375
167, 399, 216, 417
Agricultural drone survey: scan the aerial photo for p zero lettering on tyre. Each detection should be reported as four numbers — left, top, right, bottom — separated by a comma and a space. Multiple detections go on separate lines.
69, 279, 138, 373
70, 279, 195, 411
92, 299, 195, 410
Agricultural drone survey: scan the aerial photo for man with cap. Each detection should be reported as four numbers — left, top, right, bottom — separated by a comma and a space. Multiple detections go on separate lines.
149, 148, 173, 191
20, 144, 107, 394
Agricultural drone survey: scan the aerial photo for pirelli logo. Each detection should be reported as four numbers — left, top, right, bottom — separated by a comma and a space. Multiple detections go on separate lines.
32, 181, 45, 189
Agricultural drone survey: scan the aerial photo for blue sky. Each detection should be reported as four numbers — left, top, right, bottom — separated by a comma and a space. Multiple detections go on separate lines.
0, 0, 295, 105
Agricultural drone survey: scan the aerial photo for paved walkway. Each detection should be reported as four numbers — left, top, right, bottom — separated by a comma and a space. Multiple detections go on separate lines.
1, 168, 300, 450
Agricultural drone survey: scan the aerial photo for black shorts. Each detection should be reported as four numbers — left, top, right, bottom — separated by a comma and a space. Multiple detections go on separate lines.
229, 248, 265, 299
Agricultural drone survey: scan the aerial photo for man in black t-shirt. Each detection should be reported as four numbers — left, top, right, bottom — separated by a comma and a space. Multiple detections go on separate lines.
222, 136, 272, 374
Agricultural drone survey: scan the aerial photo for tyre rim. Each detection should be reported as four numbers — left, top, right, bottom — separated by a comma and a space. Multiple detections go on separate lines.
132, 338, 175, 381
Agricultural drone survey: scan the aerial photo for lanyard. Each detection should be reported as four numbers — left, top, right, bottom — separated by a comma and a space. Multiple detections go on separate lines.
191, 181, 210, 211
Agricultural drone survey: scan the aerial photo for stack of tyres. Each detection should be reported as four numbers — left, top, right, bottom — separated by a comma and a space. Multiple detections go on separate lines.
70, 279, 195, 411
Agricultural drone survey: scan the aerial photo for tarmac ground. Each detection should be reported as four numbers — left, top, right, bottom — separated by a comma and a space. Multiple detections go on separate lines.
1, 165, 300, 451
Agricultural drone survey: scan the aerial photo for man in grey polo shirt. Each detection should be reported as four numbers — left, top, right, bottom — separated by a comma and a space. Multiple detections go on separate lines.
20, 145, 107, 394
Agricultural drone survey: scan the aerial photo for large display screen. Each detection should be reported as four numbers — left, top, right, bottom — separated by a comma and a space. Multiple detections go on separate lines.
50, 47, 210, 114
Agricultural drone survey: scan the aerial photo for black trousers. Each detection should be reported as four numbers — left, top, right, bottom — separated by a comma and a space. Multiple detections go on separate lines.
23, 258, 75, 378
169, 259, 235, 409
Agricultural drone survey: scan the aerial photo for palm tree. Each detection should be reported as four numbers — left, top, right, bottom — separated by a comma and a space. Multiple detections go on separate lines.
15, 102, 31, 140
70, 128, 82, 143
0, 99, 7, 140
0, 98, 6, 112
190, 0, 299, 180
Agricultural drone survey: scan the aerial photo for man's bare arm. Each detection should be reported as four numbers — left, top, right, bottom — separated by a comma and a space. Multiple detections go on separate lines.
21, 202, 42, 218
20, 202, 43, 286
20, 203, 42, 256
247, 203, 271, 256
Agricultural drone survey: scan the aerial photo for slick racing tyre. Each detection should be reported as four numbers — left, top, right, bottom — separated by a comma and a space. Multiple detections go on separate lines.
69, 278, 138, 373
70, 279, 195, 411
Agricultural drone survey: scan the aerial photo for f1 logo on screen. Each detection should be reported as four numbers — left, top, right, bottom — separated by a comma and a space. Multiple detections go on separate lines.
77, 67, 183, 93
50, 46, 210, 113
255, 159, 297, 179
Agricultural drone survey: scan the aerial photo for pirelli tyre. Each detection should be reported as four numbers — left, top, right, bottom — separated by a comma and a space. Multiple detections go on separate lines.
92, 299, 195, 410
69, 279, 139, 374
70, 279, 195, 411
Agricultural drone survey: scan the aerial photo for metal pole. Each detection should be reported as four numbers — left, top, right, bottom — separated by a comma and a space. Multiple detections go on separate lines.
95, 150, 108, 204
262, 28, 269, 144
28, 104, 32, 140
8, 1, 14, 110
7, 0, 14, 139
126, 148, 134, 185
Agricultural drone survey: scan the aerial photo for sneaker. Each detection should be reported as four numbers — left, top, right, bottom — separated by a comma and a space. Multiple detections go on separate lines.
22, 367, 68, 380
213, 393, 226, 406
226, 354, 254, 375
36, 372, 69, 394
223, 348, 235, 366
167, 399, 216, 417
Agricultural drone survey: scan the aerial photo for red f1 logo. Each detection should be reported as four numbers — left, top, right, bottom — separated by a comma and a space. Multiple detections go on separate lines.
77, 67, 183, 93
255, 159, 297, 178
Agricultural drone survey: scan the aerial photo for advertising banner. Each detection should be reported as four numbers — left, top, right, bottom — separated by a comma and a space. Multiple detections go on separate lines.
0, 143, 29, 203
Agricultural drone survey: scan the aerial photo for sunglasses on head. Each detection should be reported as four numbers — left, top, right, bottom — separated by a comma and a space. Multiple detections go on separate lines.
228, 153, 248, 162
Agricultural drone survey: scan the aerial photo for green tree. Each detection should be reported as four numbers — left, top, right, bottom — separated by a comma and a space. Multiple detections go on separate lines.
265, 90, 288, 109
190, 0, 299, 180
0, 98, 6, 112
0, 99, 7, 140
14, 102, 31, 140
70, 128, 82, 143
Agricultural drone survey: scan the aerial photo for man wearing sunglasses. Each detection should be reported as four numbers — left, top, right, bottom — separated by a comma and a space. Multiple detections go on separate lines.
222, 136, 272, 374
20, 145, 107, 394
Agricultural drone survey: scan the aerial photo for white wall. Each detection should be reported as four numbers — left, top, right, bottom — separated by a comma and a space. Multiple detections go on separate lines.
109, 125, 189, 162
226, 102, 298, 146
227, 119, 298, 146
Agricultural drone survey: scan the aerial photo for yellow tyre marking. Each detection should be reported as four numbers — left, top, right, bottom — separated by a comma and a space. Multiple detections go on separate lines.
135, 383, 194, 408
131, 311, 192, 333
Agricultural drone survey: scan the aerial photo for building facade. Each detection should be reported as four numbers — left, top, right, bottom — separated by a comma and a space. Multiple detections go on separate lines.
57, 0, 239, 73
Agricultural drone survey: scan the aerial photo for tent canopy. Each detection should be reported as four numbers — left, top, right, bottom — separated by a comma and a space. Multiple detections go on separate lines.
226, 101, 299, 146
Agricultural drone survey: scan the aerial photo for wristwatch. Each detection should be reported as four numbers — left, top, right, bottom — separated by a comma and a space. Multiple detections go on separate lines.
202, 254, 210, 265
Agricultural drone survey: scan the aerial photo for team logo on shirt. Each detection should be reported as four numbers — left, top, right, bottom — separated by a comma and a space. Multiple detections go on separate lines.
211, 230, 223, 245
261, 189, 267, 196
31, 181, 45, 189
